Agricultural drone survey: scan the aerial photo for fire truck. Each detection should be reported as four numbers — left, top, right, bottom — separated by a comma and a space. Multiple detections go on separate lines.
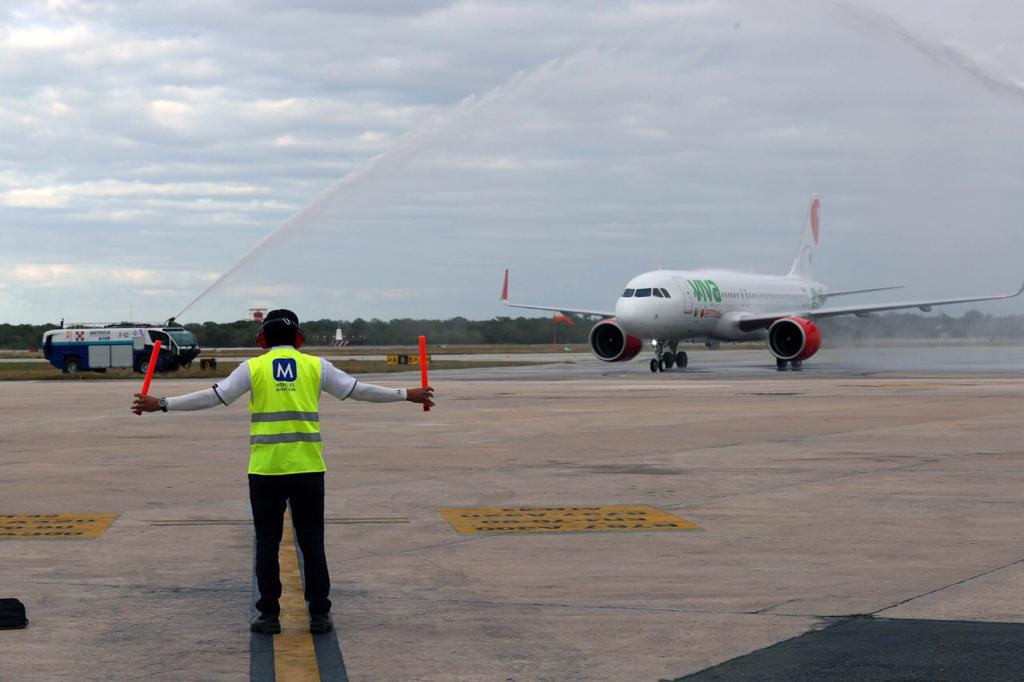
42, 324, 201, 374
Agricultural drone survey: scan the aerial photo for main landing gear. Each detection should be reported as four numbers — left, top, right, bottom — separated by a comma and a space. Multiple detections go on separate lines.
776, 358, 802, 372
649, 340, 687, 373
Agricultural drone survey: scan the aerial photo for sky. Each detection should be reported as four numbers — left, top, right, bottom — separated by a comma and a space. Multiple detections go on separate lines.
3, 0, 1024, 324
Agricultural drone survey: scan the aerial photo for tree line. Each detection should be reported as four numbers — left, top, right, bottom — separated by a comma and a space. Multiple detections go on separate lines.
3, 310, 1023, 349
0, 316, 593, 349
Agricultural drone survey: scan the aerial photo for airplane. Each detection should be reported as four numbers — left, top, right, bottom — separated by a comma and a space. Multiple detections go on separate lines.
501, 196, 1024, 372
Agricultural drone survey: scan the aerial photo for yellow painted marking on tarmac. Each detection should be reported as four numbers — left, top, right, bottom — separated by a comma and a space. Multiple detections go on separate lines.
438, 505, 699, 534
0, 513, 119, 539
273, 510, 320, 681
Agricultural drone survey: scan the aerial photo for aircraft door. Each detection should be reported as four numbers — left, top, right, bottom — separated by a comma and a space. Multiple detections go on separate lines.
676, 278, 695, 315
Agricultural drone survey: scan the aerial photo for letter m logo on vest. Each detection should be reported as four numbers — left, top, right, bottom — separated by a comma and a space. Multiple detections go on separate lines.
272, 358, 297, 382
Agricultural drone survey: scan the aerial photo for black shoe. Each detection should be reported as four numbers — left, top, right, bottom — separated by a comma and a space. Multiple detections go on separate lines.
309, 612, 333, 634
250, 613, 281, 634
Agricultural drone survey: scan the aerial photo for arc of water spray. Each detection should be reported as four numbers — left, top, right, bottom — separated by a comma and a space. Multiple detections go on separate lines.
173, 50, 597, 320
829, 1, 1024, 103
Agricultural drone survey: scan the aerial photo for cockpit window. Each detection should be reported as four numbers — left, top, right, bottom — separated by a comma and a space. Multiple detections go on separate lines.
622, 289, 635, 298
635, 288, 652, 297
653, 288, 663, 298
660, 288, 671, 298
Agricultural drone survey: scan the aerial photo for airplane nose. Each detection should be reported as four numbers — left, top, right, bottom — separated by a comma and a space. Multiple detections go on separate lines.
615, 299, 644, 335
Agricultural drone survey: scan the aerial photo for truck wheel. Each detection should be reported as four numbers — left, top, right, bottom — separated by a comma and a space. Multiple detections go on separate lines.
139, 359, 150, 374
64, 357, 80, 374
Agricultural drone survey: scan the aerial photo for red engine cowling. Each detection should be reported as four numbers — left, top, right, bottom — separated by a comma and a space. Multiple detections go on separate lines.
767, 317, 821, 361
589, 319, 642, 362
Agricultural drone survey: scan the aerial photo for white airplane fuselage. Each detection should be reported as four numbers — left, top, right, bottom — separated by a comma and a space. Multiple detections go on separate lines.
615, 270, 825, 343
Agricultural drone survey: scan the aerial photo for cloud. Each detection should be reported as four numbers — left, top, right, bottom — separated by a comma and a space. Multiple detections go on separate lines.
1, 187, 71, 208
6, 263, 214, 287
0, 178, 269, 209
4, 24, 93, 50
11, 263, 77, 283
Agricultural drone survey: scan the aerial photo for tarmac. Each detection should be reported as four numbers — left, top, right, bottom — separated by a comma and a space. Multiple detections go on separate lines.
2, 346, 1024, 681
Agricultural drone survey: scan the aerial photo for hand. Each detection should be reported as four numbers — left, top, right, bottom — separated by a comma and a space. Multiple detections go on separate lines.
132, 393, 159, 415
406, 386, 435, 408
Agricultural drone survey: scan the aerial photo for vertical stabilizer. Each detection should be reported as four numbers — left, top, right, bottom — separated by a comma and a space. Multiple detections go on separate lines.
787, 195, 820, 279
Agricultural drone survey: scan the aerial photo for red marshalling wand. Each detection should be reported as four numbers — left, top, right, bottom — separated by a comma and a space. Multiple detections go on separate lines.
139, 340, 162, 397
418, 335, 430, 412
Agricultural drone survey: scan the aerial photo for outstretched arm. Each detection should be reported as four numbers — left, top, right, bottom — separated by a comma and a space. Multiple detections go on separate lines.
322, 359, 436, 408
131, 361, 251, 415
349, 382, 435, 407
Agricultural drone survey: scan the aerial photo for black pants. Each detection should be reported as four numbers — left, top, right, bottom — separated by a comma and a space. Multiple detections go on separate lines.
249, 472, 332, 616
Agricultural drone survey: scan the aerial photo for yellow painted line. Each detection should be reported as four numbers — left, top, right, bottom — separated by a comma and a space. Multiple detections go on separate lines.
438, 505, 700, 534
273, 510, 320, 681
0, 513, 119, 539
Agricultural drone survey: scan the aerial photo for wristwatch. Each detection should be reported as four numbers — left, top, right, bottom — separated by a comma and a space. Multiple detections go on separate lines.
158, 397, 168, 413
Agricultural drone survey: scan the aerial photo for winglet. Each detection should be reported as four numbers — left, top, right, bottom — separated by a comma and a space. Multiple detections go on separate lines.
1001, 280, 1024, 299
501, 269, 510, 303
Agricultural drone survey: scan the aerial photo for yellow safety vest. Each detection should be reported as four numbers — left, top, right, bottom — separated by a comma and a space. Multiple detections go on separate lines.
247, 347, 324, 475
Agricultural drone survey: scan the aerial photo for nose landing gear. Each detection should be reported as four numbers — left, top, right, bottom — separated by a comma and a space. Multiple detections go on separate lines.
649, 341, 687, 373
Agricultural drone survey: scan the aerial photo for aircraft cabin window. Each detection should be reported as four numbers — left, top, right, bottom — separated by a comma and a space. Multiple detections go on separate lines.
653, 288, 664, 298
622, 289, 635, 297
635, 288, 652, 297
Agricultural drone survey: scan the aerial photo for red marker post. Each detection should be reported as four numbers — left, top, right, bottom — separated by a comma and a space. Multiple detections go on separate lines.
139, 340, 162, 397
418, 335, 430, 412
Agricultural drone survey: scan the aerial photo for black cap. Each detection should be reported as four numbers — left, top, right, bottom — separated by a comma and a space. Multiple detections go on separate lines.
261, 309, 302, 346
265, 309, 299, 325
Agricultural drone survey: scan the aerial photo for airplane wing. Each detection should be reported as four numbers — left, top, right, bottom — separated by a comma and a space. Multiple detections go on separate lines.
737, 281, 1024, 333
817, 285, 904, 302
500, 269, 614, 318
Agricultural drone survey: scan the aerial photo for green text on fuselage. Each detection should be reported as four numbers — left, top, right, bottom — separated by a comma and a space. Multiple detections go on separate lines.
688, 279, 722, 303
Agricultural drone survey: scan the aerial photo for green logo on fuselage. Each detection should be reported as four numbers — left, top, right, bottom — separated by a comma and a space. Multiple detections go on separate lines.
688, 279, 722, 303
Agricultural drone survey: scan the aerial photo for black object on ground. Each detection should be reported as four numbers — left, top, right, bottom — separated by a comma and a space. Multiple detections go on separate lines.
309, 612, 333, 634
0, 598, 28, 629
674, 616, 1024, 682
249, 613, 280, 635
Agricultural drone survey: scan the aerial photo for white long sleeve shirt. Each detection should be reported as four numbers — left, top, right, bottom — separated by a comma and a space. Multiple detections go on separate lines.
165, 350, 406, 411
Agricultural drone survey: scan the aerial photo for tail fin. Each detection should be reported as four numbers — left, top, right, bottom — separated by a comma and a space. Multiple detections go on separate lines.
787, 195, 820, 279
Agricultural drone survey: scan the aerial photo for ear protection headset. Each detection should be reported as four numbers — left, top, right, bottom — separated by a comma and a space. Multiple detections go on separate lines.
256, 316, 305, 349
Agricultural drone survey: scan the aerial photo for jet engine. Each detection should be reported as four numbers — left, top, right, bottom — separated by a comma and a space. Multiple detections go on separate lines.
767, 317, 821, 361
589, 319, 642, 362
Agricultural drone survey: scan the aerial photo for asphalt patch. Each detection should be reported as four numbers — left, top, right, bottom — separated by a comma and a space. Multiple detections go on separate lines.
673, 617, 1024, 682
